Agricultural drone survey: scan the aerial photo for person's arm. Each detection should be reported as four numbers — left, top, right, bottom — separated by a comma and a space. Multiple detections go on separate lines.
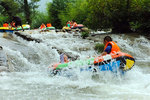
60, 54, 64, 63
101, 45, 112, 56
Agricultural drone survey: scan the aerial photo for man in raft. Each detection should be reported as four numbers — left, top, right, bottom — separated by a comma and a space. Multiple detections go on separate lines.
3, 22, 9, 27
101, 36, 120, 56
47, 23, 52, 27
11, 16, 24, 31
60, 53, 69, 63
40, 23, 46, 29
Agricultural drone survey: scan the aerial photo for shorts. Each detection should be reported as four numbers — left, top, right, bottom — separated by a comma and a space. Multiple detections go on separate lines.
15, 21, 22, 27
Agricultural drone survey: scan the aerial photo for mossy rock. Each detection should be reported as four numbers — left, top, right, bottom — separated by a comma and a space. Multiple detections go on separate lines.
81, 31, 90, 39
94, 43, 104, 53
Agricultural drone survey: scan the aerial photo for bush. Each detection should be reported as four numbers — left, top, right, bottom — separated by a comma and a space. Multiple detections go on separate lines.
94, 43, 104, 53
0, 15, 9, 26
81, 31, 90, 39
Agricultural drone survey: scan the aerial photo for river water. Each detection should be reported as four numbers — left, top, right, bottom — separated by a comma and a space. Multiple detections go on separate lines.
0, 31, 150, 100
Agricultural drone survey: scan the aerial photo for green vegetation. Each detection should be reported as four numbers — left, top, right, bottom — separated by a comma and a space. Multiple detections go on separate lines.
81, 31, 90, 39
0, 0, 40, 26
31, 11, 49, 29
94, 43, 104, 53
0, 0, 149, 34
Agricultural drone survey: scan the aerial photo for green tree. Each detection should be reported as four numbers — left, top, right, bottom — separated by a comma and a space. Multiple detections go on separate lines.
109, 0, 132, 33
24, 0, 31, 24
58, 0, 89, 26
15, 0, 40, 24
86, 0, 111, 31
130, 0, 150, 34
31, 11, 49, 28
47, 0, 75, 28
0, 0, 19, 21
87, 0, 149, 33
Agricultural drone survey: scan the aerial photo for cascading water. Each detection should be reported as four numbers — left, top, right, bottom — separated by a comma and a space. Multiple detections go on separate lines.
0, 31, 150, 100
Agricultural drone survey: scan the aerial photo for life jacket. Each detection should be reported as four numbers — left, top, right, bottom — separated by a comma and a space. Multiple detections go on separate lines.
104, 41, 120, 54
3, 23, 9, 27
73, 22, 77, 27
40, 24, 46, 29
60, 54, 69, 63
47, 23, 52, 27
66, 22, 70, 27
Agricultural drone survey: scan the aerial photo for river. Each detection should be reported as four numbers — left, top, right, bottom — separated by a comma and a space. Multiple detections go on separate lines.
0, 31, 150, 100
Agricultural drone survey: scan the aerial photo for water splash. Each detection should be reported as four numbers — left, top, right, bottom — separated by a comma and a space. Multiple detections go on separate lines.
0, 31, 150, 99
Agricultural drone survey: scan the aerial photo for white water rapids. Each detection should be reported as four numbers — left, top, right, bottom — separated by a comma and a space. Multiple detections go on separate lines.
0, 31, 150, 100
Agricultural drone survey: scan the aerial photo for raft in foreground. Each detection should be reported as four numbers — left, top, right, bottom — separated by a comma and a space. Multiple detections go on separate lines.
48, 52, 135, 76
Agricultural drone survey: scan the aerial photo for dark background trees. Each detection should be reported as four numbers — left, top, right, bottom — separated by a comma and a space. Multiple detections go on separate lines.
0, 0, 40, 25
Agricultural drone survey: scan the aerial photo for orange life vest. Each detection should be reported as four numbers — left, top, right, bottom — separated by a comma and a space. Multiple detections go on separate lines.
104, 41, 120, 54
40, 24, 46, 29
3, 23, 9, 27
73, 23, 77, 27
47, 23, 52, 27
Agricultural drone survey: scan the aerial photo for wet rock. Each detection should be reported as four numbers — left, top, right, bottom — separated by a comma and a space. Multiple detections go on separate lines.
86, 37, 93, 40
0, 66, 8, 72
79, 47, 90, 51
3, 32, 13, 39
52, 47, 80, 61
73, 34, 80, 36
94, 39, 100, 42
81, 27, 89, 32
55, 29, 62, 33
62, 35, 67, 38
14, 32, 42, 43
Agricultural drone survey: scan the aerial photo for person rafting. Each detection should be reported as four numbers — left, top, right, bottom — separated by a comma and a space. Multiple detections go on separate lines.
101, 36, 120, 56
3, 22, 9, 27
60, 53, 69, 63
12, 16, 24, 31
71, 20, 77, 29
47, 23, 52, 27
0, 46, 9, 72
40, 23, 46, 30
66, 21, 71, 27
10, 21, 15, 27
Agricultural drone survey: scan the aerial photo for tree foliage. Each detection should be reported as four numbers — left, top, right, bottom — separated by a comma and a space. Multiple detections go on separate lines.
86, 0, 150, 33
0, 0, 149, 34
0, 0, 19, 21
0, 0, 40, 25
47, 0, 75, 28
31, 11, 49, 29
15, 0, 40, 24
59, 0, 89, 26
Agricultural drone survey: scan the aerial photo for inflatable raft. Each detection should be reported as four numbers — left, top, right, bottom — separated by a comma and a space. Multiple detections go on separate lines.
46, 27, 55, 30
62, 26, 71, 32
71, 24, 84, 29
0, 27, 14, 33
94, 52, 135, 72
0, 24, 30, 33
48, 52, 135, 75
17, 24, 30, 30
